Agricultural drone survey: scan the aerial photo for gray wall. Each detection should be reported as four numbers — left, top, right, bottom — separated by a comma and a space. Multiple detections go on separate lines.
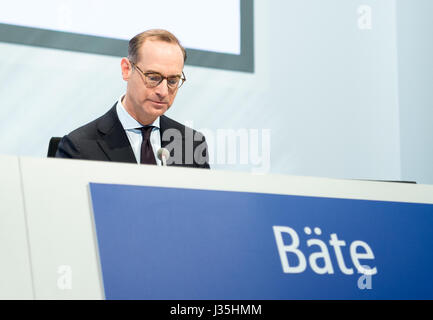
0, 0, 432, 184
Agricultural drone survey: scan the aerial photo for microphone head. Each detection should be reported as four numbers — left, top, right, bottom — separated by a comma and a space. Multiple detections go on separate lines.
157, 148, 170, 161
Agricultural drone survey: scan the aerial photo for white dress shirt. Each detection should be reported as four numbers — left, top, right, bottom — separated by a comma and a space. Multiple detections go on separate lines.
116, 96, 161, 165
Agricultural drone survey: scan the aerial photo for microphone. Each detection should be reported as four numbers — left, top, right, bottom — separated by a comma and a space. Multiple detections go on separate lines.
157, 148, 170, 166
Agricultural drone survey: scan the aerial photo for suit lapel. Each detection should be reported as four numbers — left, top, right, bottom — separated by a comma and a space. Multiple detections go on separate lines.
96, 105, 137, 163
160, 115, 183, 144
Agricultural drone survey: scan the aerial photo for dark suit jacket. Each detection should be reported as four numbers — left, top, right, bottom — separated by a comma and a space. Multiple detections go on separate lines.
55, 104, 210, 169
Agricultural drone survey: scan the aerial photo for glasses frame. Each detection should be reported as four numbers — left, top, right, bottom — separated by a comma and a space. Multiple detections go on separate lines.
130, 61, 186, 90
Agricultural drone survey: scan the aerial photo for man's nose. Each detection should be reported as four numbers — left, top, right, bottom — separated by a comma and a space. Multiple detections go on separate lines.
154, 79, 169, 97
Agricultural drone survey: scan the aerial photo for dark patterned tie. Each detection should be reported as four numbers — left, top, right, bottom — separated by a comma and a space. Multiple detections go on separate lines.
140, 126, 157, 165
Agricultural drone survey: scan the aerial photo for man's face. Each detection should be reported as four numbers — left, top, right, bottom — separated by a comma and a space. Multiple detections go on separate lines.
121, 39, 184, 125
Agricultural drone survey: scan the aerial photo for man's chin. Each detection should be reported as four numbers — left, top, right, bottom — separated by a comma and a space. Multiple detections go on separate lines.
151, 107, 167, 117
141, 106, 168, 121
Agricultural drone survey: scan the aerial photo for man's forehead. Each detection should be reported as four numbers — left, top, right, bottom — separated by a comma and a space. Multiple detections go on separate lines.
137, 39, 183, 62
135, 40, 184, 75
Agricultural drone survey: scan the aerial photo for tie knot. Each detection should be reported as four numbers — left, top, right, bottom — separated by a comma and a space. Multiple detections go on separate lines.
139, 126, 154, 140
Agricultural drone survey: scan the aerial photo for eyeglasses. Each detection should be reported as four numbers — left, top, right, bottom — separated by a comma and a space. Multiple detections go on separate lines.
130, 61, 186, 90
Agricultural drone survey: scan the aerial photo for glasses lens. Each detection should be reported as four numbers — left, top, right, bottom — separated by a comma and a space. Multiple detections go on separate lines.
145, 73, 163, 87
167, 77, 181, 88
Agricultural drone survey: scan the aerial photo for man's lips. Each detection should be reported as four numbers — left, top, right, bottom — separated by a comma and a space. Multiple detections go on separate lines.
149, 100, 168, 106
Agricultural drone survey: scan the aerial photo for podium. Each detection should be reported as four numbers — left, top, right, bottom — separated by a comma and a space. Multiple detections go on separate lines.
1, 155, 432, 299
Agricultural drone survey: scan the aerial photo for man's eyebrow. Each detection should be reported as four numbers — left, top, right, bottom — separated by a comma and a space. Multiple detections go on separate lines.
145, 69, 181, 77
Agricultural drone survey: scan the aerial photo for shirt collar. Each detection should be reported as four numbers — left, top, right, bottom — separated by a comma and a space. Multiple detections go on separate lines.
116, 95, 160, 130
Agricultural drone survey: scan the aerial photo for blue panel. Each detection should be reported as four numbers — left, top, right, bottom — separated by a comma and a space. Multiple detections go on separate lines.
89, 183, 433, 300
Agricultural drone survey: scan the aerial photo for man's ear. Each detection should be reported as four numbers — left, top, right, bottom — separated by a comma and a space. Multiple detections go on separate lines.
120, 58, 132, 81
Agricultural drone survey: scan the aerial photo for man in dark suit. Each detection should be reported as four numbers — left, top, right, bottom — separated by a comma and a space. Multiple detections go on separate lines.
56, 29, 209, 169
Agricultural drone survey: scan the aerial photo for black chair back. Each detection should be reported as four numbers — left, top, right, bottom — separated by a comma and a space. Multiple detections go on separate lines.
47, 137, 61, 157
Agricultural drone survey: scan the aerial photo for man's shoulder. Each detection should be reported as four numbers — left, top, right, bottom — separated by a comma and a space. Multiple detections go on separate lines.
66, 105, 117, 141
160, 115, 206, 140
160, 114, 186, 131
